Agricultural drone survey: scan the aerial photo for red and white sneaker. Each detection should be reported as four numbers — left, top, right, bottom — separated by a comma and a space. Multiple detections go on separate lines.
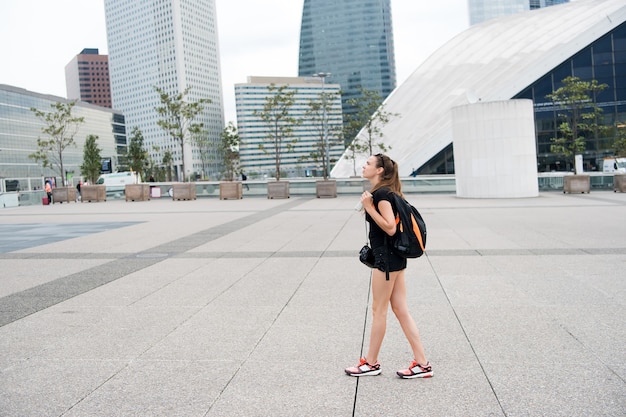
396, 360, 433, 379
345, 357, 381, 377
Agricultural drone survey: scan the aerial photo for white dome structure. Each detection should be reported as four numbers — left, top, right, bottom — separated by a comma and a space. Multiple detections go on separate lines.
331, 0, 626, 178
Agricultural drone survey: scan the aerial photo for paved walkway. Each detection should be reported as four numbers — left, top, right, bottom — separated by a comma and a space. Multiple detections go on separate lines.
0, 192, 625, 417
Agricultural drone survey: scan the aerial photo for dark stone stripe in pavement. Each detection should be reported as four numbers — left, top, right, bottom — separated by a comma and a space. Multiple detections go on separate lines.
139, 198, 309, 256
0, 258, 160, 327
0, 253, 129, 260
0, 198, 311, 328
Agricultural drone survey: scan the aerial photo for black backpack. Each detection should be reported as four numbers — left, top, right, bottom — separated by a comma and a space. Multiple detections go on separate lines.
389, 193, 427, 258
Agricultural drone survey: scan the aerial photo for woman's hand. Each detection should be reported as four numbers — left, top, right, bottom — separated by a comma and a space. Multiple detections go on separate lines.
361, 191, 373, 211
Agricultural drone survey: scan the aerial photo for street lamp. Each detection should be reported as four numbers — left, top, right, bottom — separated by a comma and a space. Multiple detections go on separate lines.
312, 72, 331, 178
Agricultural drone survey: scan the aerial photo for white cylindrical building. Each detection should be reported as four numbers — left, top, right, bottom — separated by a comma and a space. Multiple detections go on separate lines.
452, 99, 538, 198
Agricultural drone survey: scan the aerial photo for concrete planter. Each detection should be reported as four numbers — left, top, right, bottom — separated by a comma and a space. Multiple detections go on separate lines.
219, 181, 243, 200
172, 183, 196, 200
80, 185, 106, 202
267, 181, 290, 199
563, 175, 590, 194
316, 180, 337, 198
614, 174, 626, 192
51, 187, 77, 204
125, 184, 150, 201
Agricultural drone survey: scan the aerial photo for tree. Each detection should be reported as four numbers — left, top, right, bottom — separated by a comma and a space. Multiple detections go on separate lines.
302, 90, 343, 179
343, 87, 398, 176
154, 86, 211, 182
80, 134, 102, 184
190, 128, 212, 180
127, 127, 148, 180
162, 151, 174, 182
219, 122, 240, 181
546, 76, 608, 172
255, 84, 301, 180
613, 122, 626, 158
29, 101, 85, 186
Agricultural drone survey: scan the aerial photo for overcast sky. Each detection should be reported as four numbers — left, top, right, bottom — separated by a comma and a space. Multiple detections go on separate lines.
0, 0, 469, 122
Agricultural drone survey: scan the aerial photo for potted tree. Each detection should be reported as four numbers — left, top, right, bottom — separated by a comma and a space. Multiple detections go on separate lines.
155, 86, 208, 200
546, 76, 608, 194
124, 127, 150, 201
302, 82, 342, 198
80, 134, 107, 202
29, 100, 84, 203
219, 122, 243, 199
255, 84, 301, 199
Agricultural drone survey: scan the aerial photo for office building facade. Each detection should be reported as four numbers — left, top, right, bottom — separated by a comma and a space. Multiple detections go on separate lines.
298, 0, 396, 125
104, 0, 224, 181
0, 84, 126, 190
235, 77, 343, 178
469, 0, 569, 25
65, 48, 112, 108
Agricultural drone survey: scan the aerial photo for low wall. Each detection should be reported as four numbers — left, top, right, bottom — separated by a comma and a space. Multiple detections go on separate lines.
0, 193, 19, 208
6, 174, 621, 207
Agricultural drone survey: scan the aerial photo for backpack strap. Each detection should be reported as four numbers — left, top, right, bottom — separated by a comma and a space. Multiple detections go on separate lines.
383, 235, 390, 280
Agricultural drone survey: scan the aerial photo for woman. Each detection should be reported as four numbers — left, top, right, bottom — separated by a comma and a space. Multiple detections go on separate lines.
345, 153, 433, 379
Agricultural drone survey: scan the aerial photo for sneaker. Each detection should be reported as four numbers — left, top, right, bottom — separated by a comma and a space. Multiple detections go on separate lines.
396, 360, 433, 379
345, 357, 381, 377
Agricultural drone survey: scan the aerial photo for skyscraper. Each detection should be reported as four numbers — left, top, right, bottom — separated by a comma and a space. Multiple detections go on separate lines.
104, 0, 224, 181
469, 0, 569, 25
65, 48, 112, 108
298, 0, 396, 126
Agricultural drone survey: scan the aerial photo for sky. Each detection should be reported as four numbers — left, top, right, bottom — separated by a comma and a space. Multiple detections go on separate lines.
0, 0, 469, 123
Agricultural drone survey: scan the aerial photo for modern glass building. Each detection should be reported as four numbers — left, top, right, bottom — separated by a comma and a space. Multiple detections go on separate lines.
516, 24, 626, 172
331, 0, 626, 178
469, 0, 569, 25
235, 77, 343, 179
104, 0, 224, 181
298, 0, 396, 125
0, 84, 126, 191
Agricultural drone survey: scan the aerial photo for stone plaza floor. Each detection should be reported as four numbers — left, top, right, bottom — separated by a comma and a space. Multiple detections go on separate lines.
0, 191, 625, 416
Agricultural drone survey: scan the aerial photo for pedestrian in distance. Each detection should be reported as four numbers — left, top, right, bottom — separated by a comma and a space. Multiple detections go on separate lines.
345, 153, 433, 379
45, 181, 52, 205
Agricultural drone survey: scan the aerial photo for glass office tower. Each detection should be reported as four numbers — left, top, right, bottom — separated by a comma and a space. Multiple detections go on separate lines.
104, 0, 224, 181
298, 0, 396, 126
469, 0, 569, 25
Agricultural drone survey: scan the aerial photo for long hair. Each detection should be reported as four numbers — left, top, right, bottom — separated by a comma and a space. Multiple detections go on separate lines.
371, 153, 402, 196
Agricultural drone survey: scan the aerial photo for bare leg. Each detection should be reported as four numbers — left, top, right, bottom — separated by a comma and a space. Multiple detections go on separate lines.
365, 268, 396, 364
389, 270, 428, 364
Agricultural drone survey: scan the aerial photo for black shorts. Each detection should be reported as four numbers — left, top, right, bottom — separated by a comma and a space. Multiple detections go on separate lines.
372, 246, 407, 273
